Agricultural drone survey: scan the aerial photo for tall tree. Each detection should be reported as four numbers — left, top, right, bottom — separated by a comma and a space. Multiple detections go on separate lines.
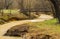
0, 0, 4, 16
0, 0, 13, 16
50, 0, 60, 23
17, 0, 30, 16
4, 0, 13, 9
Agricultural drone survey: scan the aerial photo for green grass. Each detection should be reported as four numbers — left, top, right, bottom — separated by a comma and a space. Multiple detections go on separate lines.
27, 19, 60, 36
1, 9, 19, 13
0, 9, 28, 24
28, 19, 58, 26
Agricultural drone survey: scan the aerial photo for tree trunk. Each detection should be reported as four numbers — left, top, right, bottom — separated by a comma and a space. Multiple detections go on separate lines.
50, 0, 60, 23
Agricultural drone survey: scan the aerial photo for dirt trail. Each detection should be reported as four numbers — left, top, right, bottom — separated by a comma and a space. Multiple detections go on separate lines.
0, 14, 53, 39
0, 36, 22, 39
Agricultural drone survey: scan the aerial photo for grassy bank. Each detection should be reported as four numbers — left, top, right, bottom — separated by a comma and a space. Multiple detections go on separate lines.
2, 19, 60, 39
26, 19, 60, 38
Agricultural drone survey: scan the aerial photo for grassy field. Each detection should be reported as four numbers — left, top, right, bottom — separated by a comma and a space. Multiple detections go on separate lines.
27, 19, 60, 32
0, 9, 19, 13
26, 19, 60, 39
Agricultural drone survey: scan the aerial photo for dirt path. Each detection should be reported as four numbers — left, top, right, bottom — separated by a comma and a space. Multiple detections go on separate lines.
0, 14, 53, 39
0, 36, 22, 39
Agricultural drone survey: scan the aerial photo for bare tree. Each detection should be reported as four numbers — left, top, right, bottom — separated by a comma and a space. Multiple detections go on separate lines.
0, 0, 4, 16
0, 0, 13, 16
34, 0, 41, 15
4, 0, 13, 9
17, 0, 30, 16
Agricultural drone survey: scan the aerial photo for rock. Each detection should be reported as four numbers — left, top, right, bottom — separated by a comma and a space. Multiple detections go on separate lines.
4, 24, 29, 37
4, 24, 55, 39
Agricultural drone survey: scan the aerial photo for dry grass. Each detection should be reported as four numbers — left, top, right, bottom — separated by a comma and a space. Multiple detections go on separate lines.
25, 19, 60, 39
0, 19, 60, 39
